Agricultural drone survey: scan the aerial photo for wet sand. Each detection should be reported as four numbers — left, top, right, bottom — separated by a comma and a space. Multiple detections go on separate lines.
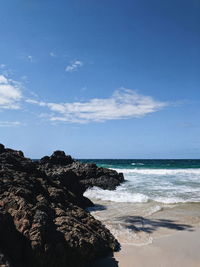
94, 228, 200, 267
88, 201, 200, 267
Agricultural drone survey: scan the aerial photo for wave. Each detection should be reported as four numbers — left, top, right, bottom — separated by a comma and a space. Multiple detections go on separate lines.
84, 187, 149, 203
147, 205, 163, 215
84, 166, 200, 204
151, 185, 200, 193
113, 168, 200, 175
84, 187, 200, 204
106, 224, 153, 245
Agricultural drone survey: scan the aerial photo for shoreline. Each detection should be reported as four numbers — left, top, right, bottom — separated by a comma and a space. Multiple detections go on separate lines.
88, 199, 200, 267
87, 199, 200, 241
93, 226, 200, 267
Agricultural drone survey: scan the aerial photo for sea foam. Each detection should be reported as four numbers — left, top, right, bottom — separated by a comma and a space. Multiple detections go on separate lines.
84, 187, 149, 203
84, 187, 200, 204
84, 166, 200, 204
113, 168, 200, 175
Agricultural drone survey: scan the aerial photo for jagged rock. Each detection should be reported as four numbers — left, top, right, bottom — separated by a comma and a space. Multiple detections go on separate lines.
40, 150, 74, 165
68, 162, 124, 190
0, 145, 122, 267
0, 208, 34, 267
39, 153, 124, 191
0, 146, 35, 173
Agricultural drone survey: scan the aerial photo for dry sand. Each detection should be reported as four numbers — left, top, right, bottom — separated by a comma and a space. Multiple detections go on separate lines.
93, 228, 200, 267
88, 201, 200, 267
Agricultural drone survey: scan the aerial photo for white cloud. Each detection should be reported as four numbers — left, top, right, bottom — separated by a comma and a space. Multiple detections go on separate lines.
0, 121, 22, 127
50, 52, 57, 57
0, 75, 22, 109
26, 98, 46, 106
0, 75, 8, 84
65, 60, 83, 72
28, 88, 167, 123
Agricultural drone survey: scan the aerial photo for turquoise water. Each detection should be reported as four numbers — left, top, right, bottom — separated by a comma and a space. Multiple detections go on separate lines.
83, 159, 200, 204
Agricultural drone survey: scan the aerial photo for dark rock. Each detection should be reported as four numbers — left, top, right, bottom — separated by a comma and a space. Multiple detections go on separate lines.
39, 155, 50, 164
64, 162, 124, 190
39, 152, 124, 191
0, 145, 122, 267
0, 147, 36, 173
0, 208, 35, 267
0, 144, 5, 154
40, 150, 74, 165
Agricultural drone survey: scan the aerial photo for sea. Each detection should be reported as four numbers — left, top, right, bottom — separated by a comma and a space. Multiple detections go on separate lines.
81, 159, 200, 245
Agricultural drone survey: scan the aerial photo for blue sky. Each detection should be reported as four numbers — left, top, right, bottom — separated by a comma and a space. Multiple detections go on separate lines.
0, 0, 200, 158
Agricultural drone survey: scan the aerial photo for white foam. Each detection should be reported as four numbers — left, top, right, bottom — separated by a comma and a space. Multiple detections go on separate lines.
113, 168, 200, 175
106, 224, 153, 246
151, 185, 200, 193
154, 196, 187, 204
155, 196, 200, 204
85, 186, 200, 204
84, 166, 200, 204
84, 187, 149, 203
147, 205, 162, 215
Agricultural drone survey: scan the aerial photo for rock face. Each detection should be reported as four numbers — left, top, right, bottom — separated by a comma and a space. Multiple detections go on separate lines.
0, 144, 124, 267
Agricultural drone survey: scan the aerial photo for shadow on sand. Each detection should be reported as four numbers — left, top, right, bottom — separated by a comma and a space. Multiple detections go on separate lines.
87, 216, 194, 267
87, 216, 193, 266
86, 204, 107, 212
117, 216, 194, 233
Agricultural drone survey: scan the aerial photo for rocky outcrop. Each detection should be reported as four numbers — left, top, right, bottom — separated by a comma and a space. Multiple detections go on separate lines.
69, 162, 124, 190
39, 151, 124, 191
0, 144, 123, 267
40, 150, 74, 166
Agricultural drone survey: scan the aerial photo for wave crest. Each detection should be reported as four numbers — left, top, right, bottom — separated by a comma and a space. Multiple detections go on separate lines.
84, 187, 149, 203
113, 168, 200, 175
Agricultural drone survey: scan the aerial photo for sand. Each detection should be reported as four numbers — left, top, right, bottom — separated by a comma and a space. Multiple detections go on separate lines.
93, 227, 200, 267
87, 200, 200, 267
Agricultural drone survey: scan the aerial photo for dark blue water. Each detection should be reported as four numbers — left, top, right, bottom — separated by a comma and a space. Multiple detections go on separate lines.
79, 159, 200, 170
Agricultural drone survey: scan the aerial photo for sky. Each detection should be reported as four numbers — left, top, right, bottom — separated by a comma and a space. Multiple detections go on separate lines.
0, 0, 200, 159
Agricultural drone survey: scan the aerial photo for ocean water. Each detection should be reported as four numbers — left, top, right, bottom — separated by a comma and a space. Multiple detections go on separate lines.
82, 159, 200, 204
82, 159, 200, 244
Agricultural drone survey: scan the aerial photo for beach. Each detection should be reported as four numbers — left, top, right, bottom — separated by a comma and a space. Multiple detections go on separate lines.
90, 202, 200, 267
84, 159, 200, 267
1, 0, 199, 266
94, 228, 200, 267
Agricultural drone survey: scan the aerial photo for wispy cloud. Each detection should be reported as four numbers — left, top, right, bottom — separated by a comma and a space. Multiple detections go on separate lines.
0, 75, 22, 109
65, 60, 83, 72
27, 88, 168, 123
0, 121, 22, 127
50, 52, 57, 58
0, 72, 168, 125
21, 75, 28, 81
